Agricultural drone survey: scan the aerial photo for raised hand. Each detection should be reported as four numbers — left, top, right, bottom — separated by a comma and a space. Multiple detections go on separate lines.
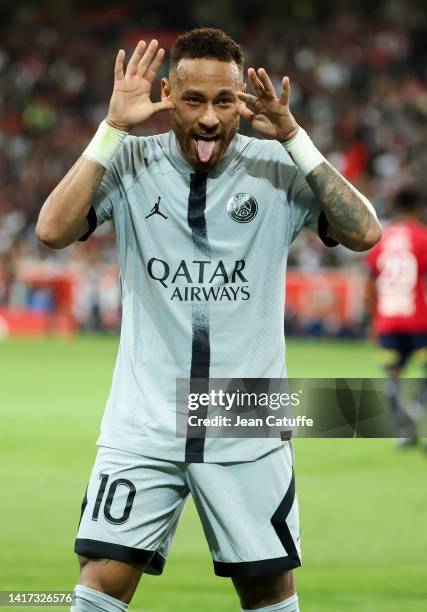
238, 68, 299, 142
106, 39, 174, 132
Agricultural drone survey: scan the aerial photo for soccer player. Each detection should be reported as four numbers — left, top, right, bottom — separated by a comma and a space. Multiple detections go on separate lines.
36, 29, 381, 612
366, 188, 427, 446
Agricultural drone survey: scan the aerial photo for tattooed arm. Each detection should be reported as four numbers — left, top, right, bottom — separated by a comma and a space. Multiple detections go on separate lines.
305, 162, 382, 251
237, 67, 382, 251
36, 156, 106, 249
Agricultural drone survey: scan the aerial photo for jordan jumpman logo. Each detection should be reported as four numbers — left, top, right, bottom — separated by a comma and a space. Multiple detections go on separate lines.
145, 196, 168, 219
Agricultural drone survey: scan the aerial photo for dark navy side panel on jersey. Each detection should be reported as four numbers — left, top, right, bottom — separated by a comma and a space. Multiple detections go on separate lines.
186, 173, 210, 462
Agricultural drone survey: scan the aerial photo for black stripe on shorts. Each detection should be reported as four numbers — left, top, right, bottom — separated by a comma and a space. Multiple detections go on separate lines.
270, 467, 301, 567
213, 554, 301, 577
74, 538, 166, 575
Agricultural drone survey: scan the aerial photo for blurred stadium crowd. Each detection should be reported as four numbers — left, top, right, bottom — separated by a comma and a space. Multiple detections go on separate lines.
0, 0, 426, 334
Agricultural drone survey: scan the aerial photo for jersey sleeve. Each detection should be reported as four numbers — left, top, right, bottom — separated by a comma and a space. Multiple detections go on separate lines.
288, 169, 338, 247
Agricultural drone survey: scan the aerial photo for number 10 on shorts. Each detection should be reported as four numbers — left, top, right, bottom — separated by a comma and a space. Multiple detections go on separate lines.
92, 473, 136, 525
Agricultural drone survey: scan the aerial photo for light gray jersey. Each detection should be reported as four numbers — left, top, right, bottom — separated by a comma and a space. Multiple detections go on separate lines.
81, 131, 335, 462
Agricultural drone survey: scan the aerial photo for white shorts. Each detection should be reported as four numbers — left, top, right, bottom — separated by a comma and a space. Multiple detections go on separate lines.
75, 442, 301, 577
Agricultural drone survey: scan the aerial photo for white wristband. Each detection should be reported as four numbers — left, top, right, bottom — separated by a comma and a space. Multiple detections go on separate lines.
82, 120, 128, 169
283, 127, 325, 176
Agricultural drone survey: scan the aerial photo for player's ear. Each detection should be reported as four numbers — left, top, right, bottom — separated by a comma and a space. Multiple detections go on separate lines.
161, 78, 171, 100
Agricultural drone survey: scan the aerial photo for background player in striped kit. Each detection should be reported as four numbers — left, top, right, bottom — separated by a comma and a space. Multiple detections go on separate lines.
366, 189, 427, 447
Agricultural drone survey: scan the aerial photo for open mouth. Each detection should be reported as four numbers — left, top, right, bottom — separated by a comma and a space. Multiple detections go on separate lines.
193, 135, 220, 163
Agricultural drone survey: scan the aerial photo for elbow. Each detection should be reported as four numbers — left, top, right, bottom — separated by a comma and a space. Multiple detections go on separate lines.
361, 220, 383, 251
351, 221, 383, 252
338, 220, 383, 252
35, 222, 68, 250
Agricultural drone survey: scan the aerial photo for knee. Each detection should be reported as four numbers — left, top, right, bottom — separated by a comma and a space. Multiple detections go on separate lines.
233, 571, 295, 609
77, 555, 142, 604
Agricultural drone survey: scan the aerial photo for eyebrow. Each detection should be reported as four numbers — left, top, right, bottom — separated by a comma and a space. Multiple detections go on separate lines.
181, 89, 237, 98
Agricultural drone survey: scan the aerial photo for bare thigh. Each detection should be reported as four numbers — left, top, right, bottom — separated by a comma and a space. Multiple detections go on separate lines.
77, 555, 145, 604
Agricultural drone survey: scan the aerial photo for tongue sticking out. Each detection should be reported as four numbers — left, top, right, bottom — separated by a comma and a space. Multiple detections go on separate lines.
196, 139, 216, 163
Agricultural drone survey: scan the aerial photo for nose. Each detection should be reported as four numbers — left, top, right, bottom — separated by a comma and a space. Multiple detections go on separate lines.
198, 103, 219, 131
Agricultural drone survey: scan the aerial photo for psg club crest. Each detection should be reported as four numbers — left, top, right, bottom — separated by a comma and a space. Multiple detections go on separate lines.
227, 193, 258, 223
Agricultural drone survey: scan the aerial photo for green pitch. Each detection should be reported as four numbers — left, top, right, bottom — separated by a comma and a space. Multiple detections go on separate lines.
0, 337, 426, 611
